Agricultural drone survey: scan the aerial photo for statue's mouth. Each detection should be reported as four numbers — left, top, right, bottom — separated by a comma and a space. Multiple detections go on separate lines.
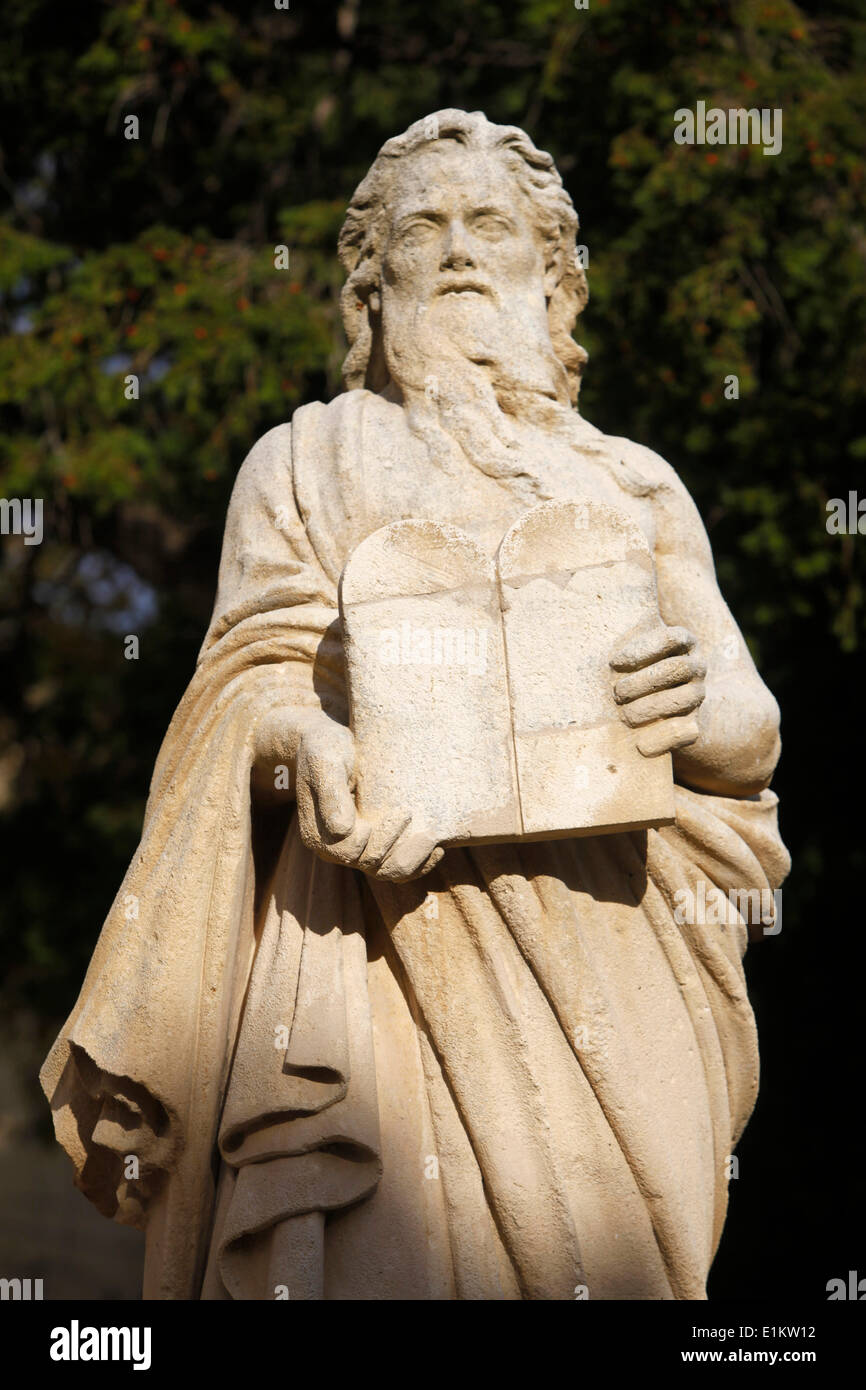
436, 278, 492, 298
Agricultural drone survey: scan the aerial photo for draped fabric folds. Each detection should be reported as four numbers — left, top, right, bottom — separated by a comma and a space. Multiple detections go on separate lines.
40, 390, 789, 1300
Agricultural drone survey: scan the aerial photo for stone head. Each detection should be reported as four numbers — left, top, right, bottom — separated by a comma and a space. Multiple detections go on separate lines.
338, 110, 589, 404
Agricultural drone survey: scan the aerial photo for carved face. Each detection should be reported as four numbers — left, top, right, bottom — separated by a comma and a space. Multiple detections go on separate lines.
378, 144, 557, 364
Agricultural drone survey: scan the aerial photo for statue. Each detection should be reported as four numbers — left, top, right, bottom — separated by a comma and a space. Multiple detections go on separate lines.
40, 110, 789, 1300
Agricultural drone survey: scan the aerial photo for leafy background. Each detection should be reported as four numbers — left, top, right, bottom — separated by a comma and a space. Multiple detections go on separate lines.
0, 0, 863, 1297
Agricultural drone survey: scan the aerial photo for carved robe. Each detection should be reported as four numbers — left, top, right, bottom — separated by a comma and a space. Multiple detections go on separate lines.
41, 389, 789, 1299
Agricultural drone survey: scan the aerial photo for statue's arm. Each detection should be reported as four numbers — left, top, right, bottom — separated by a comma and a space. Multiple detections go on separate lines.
638, 445, 781, 796
217, 420, 442, 882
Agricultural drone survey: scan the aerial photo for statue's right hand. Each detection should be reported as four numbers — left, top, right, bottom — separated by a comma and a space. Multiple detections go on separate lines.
294, 716, 443, 883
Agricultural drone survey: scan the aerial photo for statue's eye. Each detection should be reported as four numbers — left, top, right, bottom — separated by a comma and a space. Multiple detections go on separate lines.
398, 216, 440, 241
472, 214, 512, 237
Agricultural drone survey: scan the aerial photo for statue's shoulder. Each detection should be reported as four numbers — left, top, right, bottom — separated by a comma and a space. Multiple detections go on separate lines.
227, 419, 295, 517
232, 390, 379, 497
580, 414, 700, 509
577, 414, 709, 555
292, 387, 401, 433
288, 388, 407, 464
581, 417, 683, 492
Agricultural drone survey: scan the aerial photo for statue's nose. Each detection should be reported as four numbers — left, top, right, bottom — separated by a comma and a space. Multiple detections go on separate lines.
440, 220, 475, 270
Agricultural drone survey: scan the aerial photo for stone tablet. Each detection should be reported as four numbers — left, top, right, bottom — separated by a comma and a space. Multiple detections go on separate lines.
497, 500, 675, 837
340, 501, 675, 846
339, 517, 520, 844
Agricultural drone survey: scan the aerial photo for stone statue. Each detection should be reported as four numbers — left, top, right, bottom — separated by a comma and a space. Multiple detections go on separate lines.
40, 110, 789, 1301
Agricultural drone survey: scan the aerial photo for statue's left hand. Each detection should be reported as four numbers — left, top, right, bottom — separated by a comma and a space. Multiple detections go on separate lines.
257, 708, 445, 883
609, 623, 707, 758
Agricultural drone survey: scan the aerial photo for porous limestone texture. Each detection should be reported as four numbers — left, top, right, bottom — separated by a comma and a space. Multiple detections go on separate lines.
340, 501, 675, 844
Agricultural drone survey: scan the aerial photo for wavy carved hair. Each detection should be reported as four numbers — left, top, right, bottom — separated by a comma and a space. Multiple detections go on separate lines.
337, 109, 589, 403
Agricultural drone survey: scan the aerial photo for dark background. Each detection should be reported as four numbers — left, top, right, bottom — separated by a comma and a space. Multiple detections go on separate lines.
0, 0, 863, 1299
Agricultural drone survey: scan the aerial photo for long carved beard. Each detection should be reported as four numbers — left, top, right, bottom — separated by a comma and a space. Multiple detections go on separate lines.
380, 297, 661, 506
382, 297, 573, 505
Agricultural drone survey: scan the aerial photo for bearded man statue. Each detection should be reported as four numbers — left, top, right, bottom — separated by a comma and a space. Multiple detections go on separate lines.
41, 110, 789, 1301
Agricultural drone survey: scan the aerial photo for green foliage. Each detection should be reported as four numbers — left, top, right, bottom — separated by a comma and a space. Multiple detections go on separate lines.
0, 0, 863, 1017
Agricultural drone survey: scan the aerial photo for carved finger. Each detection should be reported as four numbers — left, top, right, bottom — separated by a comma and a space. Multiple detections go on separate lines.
414, 846, 445, 878
392, 844, 446, 883
620, 681, 706, 728
310, 758, 357, 839
636, 716, 701, 758
321, 817, 373, 865
297, 770, 369, 861
295, 771, 321, 849
614, 653, 706, 704
610, 624, 695, 673
355, 809, 413, 872
377, 826, 441, 882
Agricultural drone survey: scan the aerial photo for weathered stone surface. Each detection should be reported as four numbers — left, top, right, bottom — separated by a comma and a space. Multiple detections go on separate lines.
341, 501, 675, 845
340, 518, 519, 844
498, 500, 675, 837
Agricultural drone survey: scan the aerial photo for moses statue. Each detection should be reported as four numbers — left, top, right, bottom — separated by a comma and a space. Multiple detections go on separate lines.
41, 110, 789, 1300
